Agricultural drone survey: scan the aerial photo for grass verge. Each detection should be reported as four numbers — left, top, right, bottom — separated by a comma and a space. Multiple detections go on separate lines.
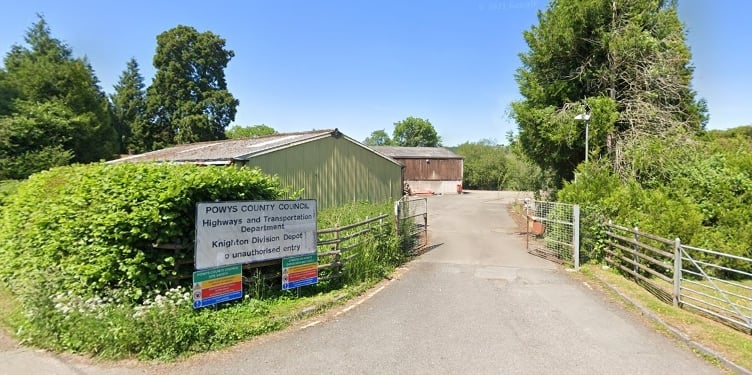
580, 264, 752, 373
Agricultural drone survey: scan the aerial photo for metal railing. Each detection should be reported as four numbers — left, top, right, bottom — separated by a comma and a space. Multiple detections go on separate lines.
605, 221, 752, 333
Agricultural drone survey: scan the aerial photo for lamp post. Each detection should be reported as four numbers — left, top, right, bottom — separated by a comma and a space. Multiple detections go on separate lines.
574, 113, 590, 162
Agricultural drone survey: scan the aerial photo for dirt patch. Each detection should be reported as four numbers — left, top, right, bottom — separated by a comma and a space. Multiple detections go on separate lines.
506, 202, 529, 234
0, 327, 18, 351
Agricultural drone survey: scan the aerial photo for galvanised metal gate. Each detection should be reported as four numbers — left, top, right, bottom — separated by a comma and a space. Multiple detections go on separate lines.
396, 196, 428, 253
524, 200, 580, 270
605, 221, 752, 333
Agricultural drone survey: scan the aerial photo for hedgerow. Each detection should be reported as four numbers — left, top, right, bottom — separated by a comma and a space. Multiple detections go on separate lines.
0, 162, 283, 302
0, 163, 406, 360
558, 134, 752, 274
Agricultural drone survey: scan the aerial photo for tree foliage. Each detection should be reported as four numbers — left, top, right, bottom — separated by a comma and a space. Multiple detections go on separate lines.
225, 124, 276, 139
559, 133, 752, 273
0, 16, 117, 178
111, 58, 146, 154
143, 25, 238, 150
512, 0, 706, 183
392, 116, 441, 147
363, 129, 393, 146
455, 139, 545, 191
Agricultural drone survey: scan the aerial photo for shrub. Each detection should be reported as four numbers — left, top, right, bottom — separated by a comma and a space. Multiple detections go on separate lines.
0, 163, 283, 302
559, 134, 752, 274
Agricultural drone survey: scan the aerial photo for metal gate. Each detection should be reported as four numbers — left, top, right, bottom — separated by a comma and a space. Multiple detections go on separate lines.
396, 196, 428, 253
678, 244, 752, 332
524, 200, 580, 270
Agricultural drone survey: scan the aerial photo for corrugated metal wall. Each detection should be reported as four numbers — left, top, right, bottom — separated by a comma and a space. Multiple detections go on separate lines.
399, 158, 463, 181
243, 136, 402, 209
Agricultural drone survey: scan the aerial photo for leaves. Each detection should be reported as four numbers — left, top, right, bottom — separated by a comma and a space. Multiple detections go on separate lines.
392, 116, 441, 147
0, 15, 117, 178
143, 25, 238, 150
226, 124, 277, 139
0, 163, 282, 302
512, 0, 705, 183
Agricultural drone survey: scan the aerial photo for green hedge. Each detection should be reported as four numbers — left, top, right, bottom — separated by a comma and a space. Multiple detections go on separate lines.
559, 135, 752, 274
0, 163, 283, 302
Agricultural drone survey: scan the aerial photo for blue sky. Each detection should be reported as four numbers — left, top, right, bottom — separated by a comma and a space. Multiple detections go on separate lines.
0, 1, 749, 146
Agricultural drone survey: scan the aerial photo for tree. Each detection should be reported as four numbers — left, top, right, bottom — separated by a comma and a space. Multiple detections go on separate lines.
363, 129, 393, 146
392, 116, 441, 147
511, 0, 706, 183
0, 101, 74, 179
0, 15, 117, 178
226, 124, 276, 139
143, 25, 238, 150
111, 58, 146, 154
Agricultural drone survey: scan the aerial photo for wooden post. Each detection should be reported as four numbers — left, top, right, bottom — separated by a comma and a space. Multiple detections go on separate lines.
633, 227, 639, 274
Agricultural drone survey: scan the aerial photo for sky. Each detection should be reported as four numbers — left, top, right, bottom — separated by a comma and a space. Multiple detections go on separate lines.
0, 1, 749, 147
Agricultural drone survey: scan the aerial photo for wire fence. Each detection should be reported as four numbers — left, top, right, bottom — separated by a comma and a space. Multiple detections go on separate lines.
524, 199, 580, 270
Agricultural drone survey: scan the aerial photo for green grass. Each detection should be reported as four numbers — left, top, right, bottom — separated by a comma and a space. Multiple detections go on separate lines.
0, 199, 406, 361
581, 264, 752, 372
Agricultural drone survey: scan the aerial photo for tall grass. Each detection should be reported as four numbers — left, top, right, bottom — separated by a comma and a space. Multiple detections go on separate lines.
0, 199, 407, 360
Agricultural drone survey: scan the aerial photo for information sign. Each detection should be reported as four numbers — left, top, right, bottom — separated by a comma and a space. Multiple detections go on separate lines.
195, 200, 317, 269
282, 253, 319, 290
193, 264, 243, 309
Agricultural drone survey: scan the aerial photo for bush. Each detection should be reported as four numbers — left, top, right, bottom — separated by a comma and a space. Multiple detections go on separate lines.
558, 134, 752, 274
0, 171, 405, 360
0, 163, 283, 302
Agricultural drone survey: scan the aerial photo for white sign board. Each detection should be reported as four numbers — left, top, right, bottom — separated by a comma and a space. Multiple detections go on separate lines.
195, 200, 317, 270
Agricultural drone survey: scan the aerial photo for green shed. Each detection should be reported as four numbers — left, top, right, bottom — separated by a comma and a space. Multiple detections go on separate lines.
110, 129, 403, 209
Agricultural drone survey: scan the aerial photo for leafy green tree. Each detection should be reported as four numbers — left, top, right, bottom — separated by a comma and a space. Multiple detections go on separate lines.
455, 139, 544, 191
0, 16, 117, 178
364, 129, 393, 146
143, 25, 238, 150
456, 140, 508, 190
226, 124, 276, 139
0, 100, 75, 179
392, 116, 441, 147
111, 58, 146, 154
511, 0, 706, 183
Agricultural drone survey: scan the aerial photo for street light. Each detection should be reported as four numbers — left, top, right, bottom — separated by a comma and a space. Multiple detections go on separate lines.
574, 113, 590, 162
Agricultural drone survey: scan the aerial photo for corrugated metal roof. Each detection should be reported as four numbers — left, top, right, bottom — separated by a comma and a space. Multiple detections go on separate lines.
370, 146, 463, 159
109, 129, 336, 164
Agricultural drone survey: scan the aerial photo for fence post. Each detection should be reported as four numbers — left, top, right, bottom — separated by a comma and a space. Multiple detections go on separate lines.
633, 227, 639, 274
673, 237, 682, 307
572, 205, 580, 271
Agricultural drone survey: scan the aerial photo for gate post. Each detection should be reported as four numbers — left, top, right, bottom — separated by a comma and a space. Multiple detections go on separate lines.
633, 227, 639, 274
572, 205, 580, 271
673, 237, 682, 307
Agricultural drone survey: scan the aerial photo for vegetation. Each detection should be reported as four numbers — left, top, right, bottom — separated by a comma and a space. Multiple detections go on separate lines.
226, 124, 277, 139
363, 129, 394, 146
0, 163, 406, 360
392, 116, 441, 147
0, 16, 118, 179
455, 139, 546, 191
0, 18, 243, 178
143, 25, 239, 150
111, 58, 146, 154
557, 133, 752, 273
511, 0, 706, 184
582, 265, 752, 372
